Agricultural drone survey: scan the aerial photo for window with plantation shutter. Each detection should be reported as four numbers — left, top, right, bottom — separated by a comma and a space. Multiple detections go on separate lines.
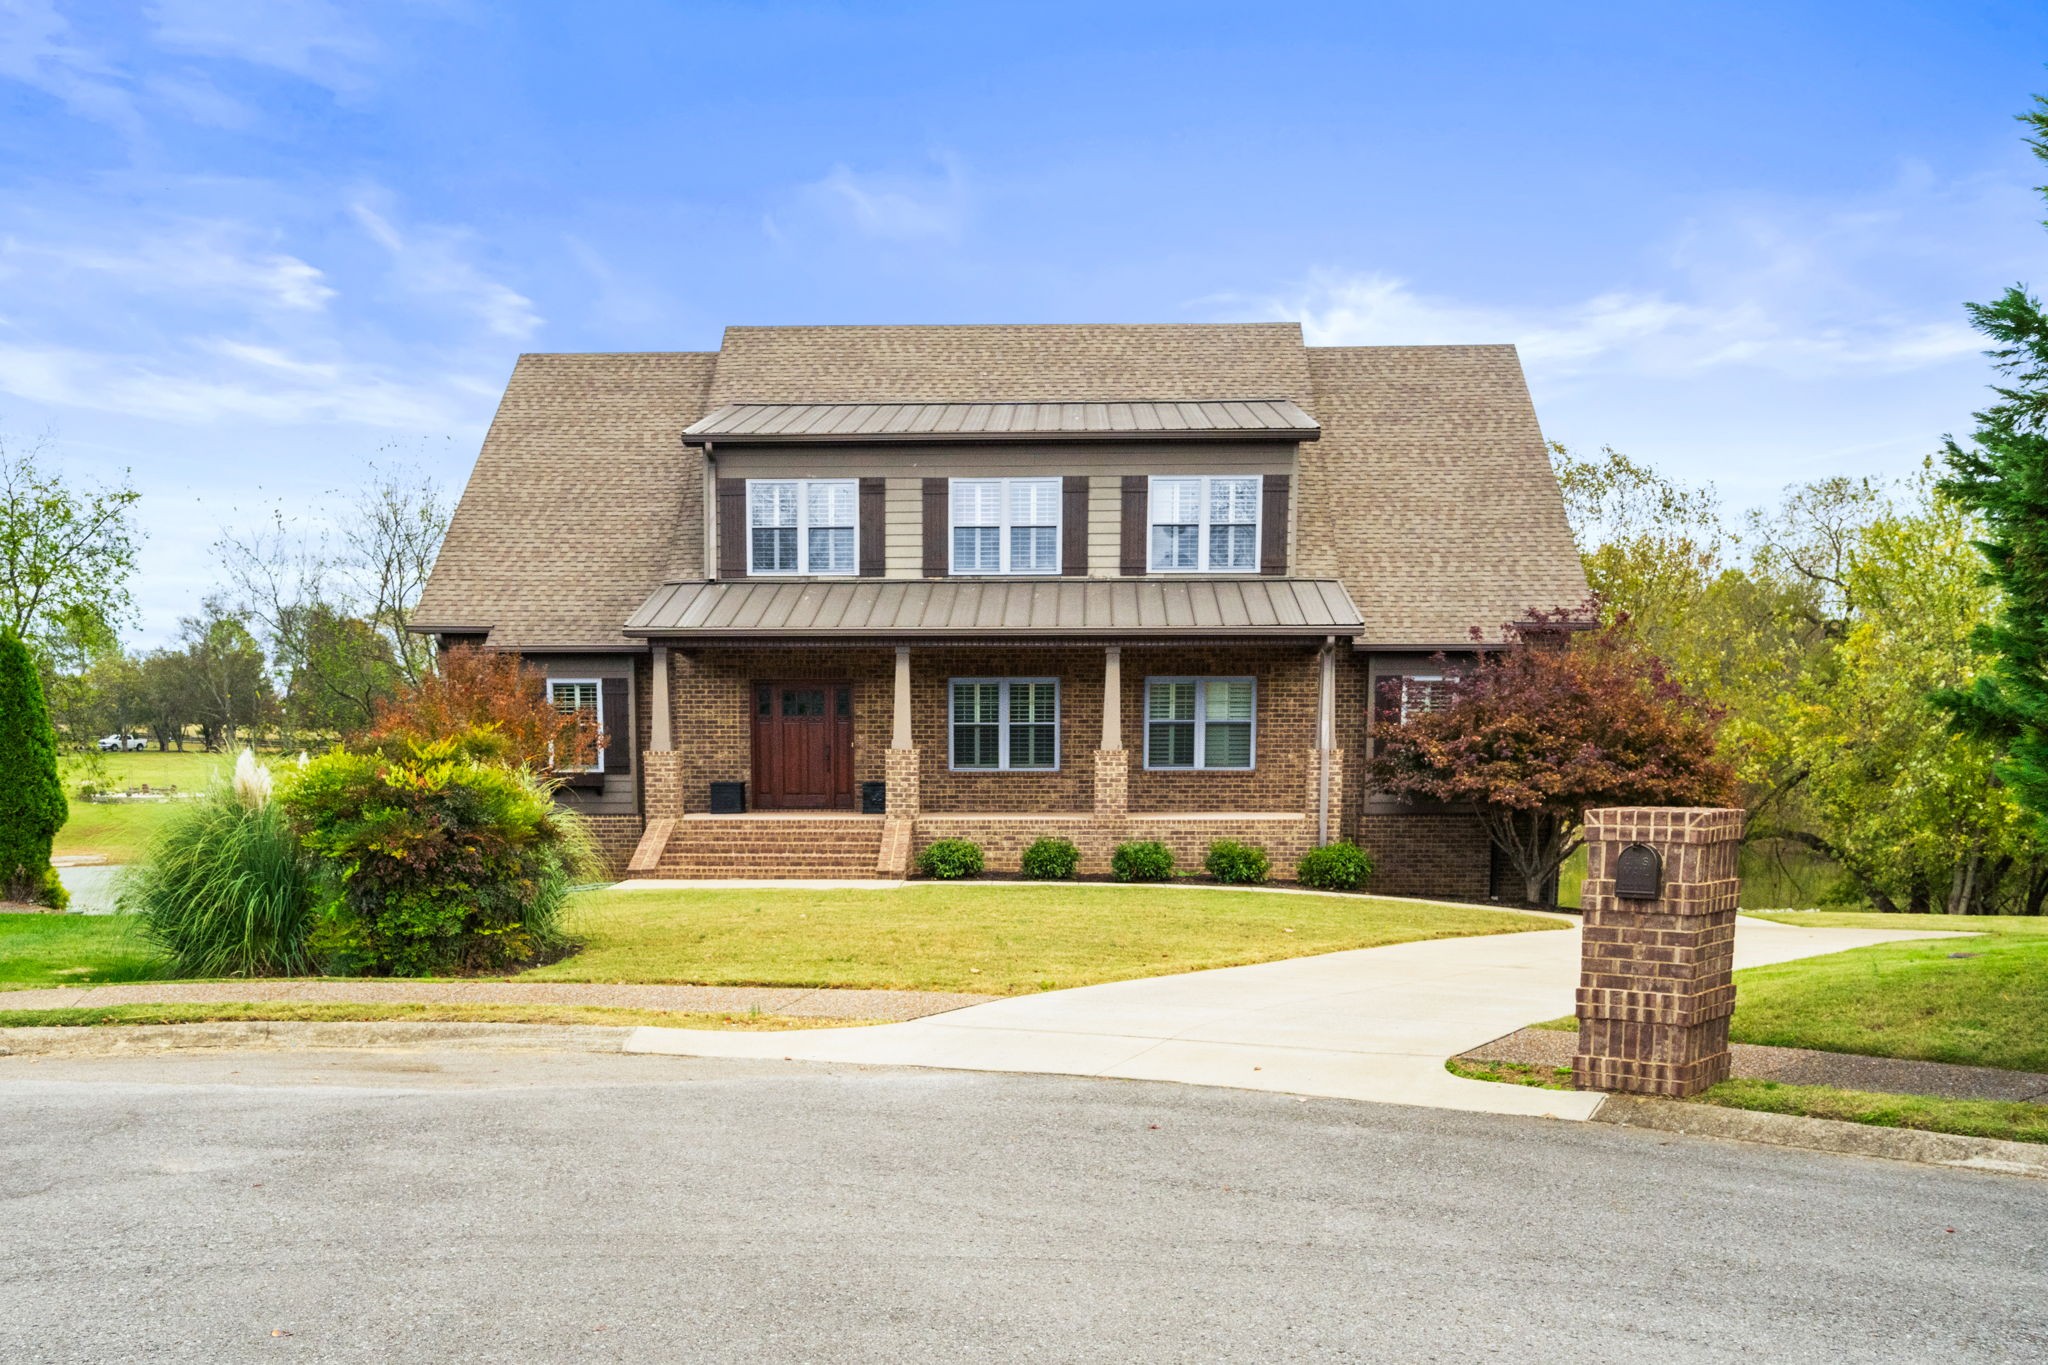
1147, 475, 1260, 573
548, 678, 601, 772
746, 478, 857, 575
1144, 676, 1256, 770
950, 477, 1061, 575
949, 678, 1060, 771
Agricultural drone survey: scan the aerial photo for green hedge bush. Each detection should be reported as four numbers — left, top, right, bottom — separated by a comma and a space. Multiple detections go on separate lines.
917, 837, 985, 880
1111, 840, 1174, 883
1203, 840, 1270, 885
125, 775, 318, 977
1297, 840, 1374, 891
0, 630, 66, 909
283, 736, 596, 976
1020, 836, 1080, 880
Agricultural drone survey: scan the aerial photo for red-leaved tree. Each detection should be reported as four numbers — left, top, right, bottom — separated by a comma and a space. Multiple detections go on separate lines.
359, 644, 600, 773
1371, 615, 1734, 905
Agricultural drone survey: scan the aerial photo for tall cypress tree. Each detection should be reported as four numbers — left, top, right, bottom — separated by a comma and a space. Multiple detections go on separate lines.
1935, 94, 2048, 841
0, 629, 67, 908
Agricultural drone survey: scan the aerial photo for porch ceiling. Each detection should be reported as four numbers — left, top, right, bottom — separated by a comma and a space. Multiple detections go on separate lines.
624, 577, 1363, 640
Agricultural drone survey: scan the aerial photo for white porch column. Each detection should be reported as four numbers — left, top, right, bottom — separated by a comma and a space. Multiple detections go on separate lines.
650, 645, 673, 751
893, 646, 913, 749
1101, 646, 1122, 750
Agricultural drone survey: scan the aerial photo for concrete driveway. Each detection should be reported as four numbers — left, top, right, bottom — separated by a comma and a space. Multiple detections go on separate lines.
627, 912, 1956, 1117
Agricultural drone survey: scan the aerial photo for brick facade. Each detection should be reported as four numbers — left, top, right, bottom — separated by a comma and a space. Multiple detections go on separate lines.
583, 813, 645, 878
1573, 807, 1745, 1097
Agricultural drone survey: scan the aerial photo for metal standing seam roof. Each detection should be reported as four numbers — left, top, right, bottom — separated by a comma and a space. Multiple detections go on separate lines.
680, 399, 1320, 443
624, 577, 1363, 638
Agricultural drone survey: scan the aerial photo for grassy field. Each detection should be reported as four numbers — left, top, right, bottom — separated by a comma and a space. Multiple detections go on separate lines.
0, 914, 164, 988
54, 750, 231, 864
0, 1001, 868, 1031
522, 884, 1560, 995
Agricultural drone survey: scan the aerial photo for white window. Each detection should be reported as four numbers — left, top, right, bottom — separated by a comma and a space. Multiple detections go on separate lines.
547, 678, 602, 772
1148, 475, 1260, 572
747, 479, 857, 575
949, 678, 1059, 771
951, 478, 1061, 575
1374, 672, 1451, 726
1144, 677, 1255, 770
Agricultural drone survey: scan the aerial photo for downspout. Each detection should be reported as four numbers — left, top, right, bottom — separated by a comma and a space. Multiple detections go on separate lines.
1317, 635, 1335, 847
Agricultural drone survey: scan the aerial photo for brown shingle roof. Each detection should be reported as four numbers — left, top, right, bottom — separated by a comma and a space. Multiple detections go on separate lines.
412, 352, 716, 649
415, 327, 1588, 650
1298, 345, 1588, 644
624, 577, 1362, 639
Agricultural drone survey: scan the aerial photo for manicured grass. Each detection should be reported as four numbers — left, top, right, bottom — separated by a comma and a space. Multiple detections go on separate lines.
1697, 1078, 2048, 1146
1446, 1058, 1573, 1089
1730, 913, 2047, 1073
0, 1002, 867, 1031
56, 750, 230, 863
522, 884, 1560, 995
0, 914, 165, 988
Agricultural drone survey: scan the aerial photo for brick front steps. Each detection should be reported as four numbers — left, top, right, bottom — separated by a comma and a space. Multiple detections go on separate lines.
654, 813, 888, 880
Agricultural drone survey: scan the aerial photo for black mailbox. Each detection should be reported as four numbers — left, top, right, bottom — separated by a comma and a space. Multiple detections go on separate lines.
1614, 842, 1662, 901
860, 780, 887, 815
707, 781, 746, 815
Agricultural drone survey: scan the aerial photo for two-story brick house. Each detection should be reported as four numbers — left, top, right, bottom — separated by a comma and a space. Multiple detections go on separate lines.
412, 323, 1587, 894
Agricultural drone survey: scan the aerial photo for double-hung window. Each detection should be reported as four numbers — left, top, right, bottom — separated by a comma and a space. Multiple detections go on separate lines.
1144, 677, 1255, 769
747, 478, 857, 575
1148, 475, 1260, 572
547, 678, 602, 772
950, 678, 1059, 771
951, 478, 1061, 574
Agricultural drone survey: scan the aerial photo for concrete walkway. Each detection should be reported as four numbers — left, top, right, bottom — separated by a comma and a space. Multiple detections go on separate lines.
625, 914, 1960, 1118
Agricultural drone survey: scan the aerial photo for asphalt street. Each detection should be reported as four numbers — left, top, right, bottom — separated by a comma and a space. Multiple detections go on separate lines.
0, 1046, 2041, 1363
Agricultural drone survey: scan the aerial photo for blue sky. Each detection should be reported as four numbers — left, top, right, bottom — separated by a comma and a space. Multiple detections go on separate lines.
3, 1, 2046, 643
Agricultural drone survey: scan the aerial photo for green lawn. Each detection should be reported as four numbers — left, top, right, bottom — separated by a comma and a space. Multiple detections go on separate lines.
1733, 912, 2048, 1073
0, 914, 164, 988
55, 750, 230, 864
519, 884, 1560, 995
1697, 1077, 2048, 1145
0, 1001, 868, 1031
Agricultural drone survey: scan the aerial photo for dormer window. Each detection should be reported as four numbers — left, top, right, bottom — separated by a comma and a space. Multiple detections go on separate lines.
748, 479, 856, 575
951, 477, 1061, 575
1149, 475, 1259, 572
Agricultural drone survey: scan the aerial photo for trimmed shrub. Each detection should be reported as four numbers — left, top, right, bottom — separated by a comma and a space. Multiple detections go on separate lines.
1203, 840, 1270, 885
1020, 836, 1080, 880
917, 837, 985, 880
1111, 840, 1174, 883
0, 630, 66, 909
124, 769, 318, 977
282, 735, 598, 976
1297, 840, 1374, 892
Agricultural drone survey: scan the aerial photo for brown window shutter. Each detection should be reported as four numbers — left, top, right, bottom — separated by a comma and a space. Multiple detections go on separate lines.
922, 477, 949, 577
1119, 475, 1148, 576
1261, 474, 1290, 576
716, 478, 747, 578
1061, 476, 1088, 576
858, 478, 886, 577
600, 676, 630, 774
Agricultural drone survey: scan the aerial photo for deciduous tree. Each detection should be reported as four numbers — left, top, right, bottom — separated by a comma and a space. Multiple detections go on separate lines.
362, 644, 599, 772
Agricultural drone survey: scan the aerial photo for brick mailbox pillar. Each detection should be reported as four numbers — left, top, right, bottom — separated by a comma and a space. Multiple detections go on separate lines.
1574, 807, 1745, 1097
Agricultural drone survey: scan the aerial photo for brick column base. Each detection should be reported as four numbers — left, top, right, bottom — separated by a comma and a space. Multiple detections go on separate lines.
642, 749, 683, 819
1573, 806, 1745, 1097
884, 748, 921, 818
1093, 749, 1129, 820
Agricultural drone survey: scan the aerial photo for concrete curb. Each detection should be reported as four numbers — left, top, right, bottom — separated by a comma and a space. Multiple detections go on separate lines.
0, 1020, 636, 1059
1592, 1093, 2048, 1179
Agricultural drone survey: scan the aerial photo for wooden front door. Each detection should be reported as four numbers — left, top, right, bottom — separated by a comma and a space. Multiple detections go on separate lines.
751, 682, 855, 809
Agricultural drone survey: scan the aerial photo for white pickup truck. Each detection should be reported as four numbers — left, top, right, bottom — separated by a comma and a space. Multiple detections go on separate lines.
96, 734, 149, 752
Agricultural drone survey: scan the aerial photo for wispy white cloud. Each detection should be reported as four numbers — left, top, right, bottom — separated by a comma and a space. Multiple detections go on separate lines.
147, 0, 377, 92
0, 0, 140, 131
351, 197, 541, 340
798, 155, 970, 241
0, 220, 336, 310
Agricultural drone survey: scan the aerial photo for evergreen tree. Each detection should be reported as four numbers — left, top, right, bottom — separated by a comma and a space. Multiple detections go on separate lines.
1936, 93, 2048, 842
0, 628, 67, 908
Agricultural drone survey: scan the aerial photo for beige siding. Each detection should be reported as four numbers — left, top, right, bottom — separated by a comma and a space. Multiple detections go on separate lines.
884, 477, 921, 578
1088, 477, 1122, 576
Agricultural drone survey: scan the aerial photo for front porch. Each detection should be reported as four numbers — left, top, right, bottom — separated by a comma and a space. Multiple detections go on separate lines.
629, 637, 1353, 879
